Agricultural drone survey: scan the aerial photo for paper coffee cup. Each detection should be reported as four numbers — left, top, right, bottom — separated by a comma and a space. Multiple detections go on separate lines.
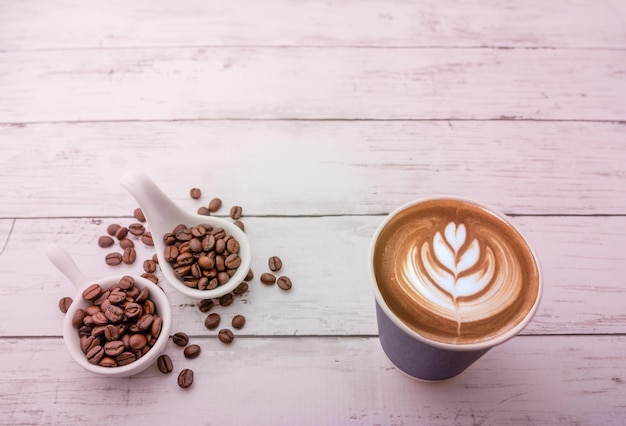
369, 198, 542, 381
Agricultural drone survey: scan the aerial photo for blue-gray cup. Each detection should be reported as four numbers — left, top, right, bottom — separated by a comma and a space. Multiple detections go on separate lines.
369, 198, 542, 381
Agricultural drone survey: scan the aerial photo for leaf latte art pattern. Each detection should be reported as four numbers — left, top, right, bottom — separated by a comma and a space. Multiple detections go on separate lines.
402, 221, 506, 336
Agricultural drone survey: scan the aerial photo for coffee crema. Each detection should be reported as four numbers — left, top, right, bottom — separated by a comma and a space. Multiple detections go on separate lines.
373, 199, 540, 345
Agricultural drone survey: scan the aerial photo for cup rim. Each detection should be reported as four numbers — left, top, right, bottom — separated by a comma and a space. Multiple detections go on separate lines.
63, 274, 172, 377
369, 196, 543, 352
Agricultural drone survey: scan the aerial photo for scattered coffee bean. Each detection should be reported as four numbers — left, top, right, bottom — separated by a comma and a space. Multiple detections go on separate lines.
119, 238, 135, 249
219, 293, 234, 306
245, 269, 254, 281
232, 315, 245, 329
198, 299, 214, 313
114, 226, 129, 240
230, 205, 243, 220
260, 273, 276, 285
233, 220, 245, 231
107, 224, 121, 236
133, 208, 146, 222
122, 247, 137, 265
157, 354, 173, 374
141, 273, 159, 285
178, 368, 194, 388
183, 344, 201, 359
98, 236, 115, 248
172, 332, 189, 347
198, 206, 210, 216
208, 198, 222, 212
58, 297, 73, 313
204, 313, 220, 330
143, 259, 157, 273
218, 329, 234, 344
105, 252, 123, 266
190, 188, 202, 199
141, 232, 154, 246
233, 281, 248, 295
268, 256, 282, 272
277, 276, 293, 291
128, 223, 145, 236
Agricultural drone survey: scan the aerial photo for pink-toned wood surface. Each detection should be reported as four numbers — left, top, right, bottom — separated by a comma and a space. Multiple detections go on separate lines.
1, 1, 625, 425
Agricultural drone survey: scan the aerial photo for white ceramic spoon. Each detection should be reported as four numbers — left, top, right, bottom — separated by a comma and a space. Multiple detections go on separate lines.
119, 170, 252, 299
47, 243, 172, 377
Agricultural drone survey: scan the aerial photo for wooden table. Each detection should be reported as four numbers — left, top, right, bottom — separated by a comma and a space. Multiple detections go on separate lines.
1, 1, 625, 424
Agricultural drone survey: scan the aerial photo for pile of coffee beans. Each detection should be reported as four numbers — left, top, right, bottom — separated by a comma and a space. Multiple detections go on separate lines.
162, 223, 242, 290
72, 275, 162, 368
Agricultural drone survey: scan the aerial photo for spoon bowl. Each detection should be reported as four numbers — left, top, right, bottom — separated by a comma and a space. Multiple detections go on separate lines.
120, 170, 251, 299
47, 244, 172, 377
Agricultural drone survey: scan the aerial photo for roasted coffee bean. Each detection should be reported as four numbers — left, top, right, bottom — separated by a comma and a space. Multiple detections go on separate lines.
172, 332, 189, 347
198, 206, 210, 216
176, 252, 194, 267
176, 228, 193, 241
191, 226, 206, 238
225, 254, 241, 269
141, 232, 154, 246
190, 188, 202, 199
128, 223, 145, 236
157, 354, 173, 374
198, 299, 214, 313
80, 335, 97, 353
217, 329, 234, 344
204, 313, 221, 330
189, 238, 203, 253
124, 302, 142, 319
208, 198, 222, 212
226, 239, 240, 254
197, 255, 214, 270
119, 275, 135, 290
104, 340, 125, 357
202, 234, 216, 252
104, 324, 121, 341
233, 220, 245, 231
260, 273, 276, 285
58, 296, 73, 313
92, 311, 109, 325
141, 273, 159, 285
233, 281, 249, 295
136, 314, 154, 331
230, 206, 242, 220
129, 334, 148, 350
122, 247, 137, 265
116, 351, 137, 366
232, 315, 246, 329
107, 223, 121, 236
82, 283, 103, 301
164, 245, 179, 262
99, 357, 117, 368
98, 235, 115, 248
183, 344, 201, 359
215, 239, 226, 254
135, 287, 150, 304
119, 238, 135, 249
104, 305, 125, 323
105, 252, 123, 266
151, 315, 162, 337
268, 256, 283, 272
143, 259, 157, 273
219, 292, 234, 306
212, 227, 226, 240
86, 345, 105, 364
178, 369, 194, 388
245, 269, 254, 281
85, 305, 100, 316
114, 226, 128, 240
133, 208, 146, 222
277, 276, 293, 291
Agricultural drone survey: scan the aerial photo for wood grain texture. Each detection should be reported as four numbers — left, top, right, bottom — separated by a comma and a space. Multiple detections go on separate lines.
0, 336, 624, 425
1, 0, 625, 50
2, 215, 624, 337
1, 121, 625, 217
1, 47, 625, 122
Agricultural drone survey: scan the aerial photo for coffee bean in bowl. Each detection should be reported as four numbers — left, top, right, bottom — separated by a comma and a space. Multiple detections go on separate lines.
47, 244, 172, 377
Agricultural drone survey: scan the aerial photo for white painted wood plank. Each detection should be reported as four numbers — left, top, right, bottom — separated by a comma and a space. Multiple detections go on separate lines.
1, 215, 624, 337
1, 121, 625, 217
1, 0, 625, 50
1, 48, 624, 122
0, 336, 624, 425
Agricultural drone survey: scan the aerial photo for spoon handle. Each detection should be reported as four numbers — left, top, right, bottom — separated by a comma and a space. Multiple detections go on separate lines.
46, 244, 90, 291
120, 170, 182, 235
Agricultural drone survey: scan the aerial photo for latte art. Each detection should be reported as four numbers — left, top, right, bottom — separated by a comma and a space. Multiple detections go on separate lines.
373, 199, 540, 345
